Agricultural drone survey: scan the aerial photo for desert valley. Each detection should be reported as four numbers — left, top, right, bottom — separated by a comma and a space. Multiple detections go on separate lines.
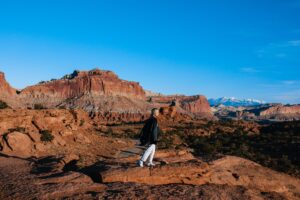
0, 68, 299, 199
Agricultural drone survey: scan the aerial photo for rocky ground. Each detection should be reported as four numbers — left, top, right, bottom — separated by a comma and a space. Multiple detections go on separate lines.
0, 144, 299, 199
0, 108, 299, 199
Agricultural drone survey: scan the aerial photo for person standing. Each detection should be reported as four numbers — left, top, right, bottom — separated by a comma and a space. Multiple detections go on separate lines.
137, 108, 160, 167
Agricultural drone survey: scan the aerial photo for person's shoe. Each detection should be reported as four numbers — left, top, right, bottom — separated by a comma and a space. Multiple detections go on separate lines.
146, 162, 155, 167
137, 160, 144, 167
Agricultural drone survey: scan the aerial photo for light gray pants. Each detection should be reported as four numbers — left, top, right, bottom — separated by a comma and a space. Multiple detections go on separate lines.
141, 144, 156, 163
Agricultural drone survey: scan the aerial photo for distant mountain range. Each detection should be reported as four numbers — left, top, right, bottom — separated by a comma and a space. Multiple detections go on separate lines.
209, 97, 266, 107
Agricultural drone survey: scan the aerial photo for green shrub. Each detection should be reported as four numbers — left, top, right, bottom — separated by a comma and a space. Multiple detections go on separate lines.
34, 104, 46, 110
58, 105, 66, 109
40, 130, 54, 142
79, 119, 85, 126
200, 143, 216, 154
157, 136, 174, 149
107, 127, 114, 136
0, 100, 9, 109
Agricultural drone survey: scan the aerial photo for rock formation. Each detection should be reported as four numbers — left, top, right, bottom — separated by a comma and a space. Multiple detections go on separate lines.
212, 103, 300, 121
179, 95, 212, 115
99, 152, 300, 199
1, 143, 299, 199
0, 72, 16, 95
23, 69, 145, 99
17, 69, 147, 112
259, 104, 300, 120
150, 95, 213, 118
0, 69, 213, 120
0, 109, 92, 157
0, 72, 18, 106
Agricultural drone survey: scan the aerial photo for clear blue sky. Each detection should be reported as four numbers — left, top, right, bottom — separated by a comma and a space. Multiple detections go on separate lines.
0, 0, 300, 104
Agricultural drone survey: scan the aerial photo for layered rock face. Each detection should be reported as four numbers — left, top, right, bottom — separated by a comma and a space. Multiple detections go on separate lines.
0, 69, 213, 119
0, 72, 16, 95
18, 69, 147, 111
150, 95, 213, 118
258, 105, 300, 121
21, 69, 145, 100
180, 95, 212, 115
260, 105, 300, 115
211, 103, 300, 121
0, 72, 18, 106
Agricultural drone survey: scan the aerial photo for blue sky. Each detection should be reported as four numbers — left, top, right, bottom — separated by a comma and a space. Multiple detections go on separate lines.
0, 0, 300, 104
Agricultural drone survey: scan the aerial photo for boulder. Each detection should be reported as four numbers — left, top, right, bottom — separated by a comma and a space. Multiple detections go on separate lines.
1, 131, 33, 156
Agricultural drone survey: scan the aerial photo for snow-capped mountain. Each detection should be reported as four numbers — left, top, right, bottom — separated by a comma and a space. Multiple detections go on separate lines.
208, 97, 266, 107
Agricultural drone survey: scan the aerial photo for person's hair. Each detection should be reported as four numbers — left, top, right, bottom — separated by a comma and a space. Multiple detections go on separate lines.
151, 108, 159, 115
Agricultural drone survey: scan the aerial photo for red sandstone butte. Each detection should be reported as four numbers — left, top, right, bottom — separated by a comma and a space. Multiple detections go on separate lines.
0, 68, 213, 118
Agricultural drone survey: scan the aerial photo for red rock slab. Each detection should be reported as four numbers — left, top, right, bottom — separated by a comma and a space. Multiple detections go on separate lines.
100, 160, 210, 185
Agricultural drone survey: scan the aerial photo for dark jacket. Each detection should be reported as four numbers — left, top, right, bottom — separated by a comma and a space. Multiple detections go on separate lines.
139, 116, 159, 145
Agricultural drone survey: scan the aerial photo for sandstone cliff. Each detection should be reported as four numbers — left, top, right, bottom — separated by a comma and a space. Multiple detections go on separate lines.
17, 69, 147, 111
149, 95, 213, 118
0, 72, 18, 107
258, 105, 300, 121
0, 72, 16, 96
260, 104, 300, 115
0, 69, 213, 119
